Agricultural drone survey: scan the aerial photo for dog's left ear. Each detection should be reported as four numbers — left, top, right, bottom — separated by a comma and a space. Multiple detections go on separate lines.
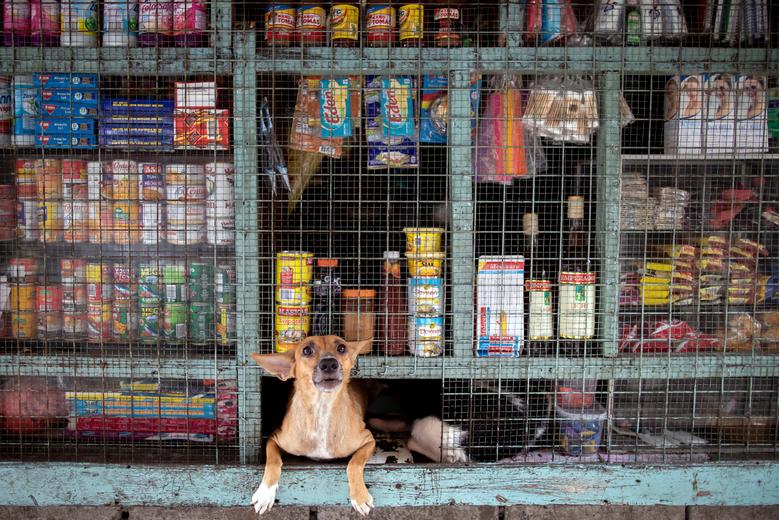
346, 338, 373, 356
251, 352, 296, 381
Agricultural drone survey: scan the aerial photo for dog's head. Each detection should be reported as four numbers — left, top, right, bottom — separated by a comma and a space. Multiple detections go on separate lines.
251, 336, 372, 393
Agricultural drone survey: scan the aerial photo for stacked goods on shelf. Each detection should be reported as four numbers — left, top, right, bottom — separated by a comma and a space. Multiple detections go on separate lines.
592, 0, 687, 44
620, 172, 691, 231
1, 256, 234, 342
0, 76, 9, 145
173, 81, 229, 150
377, 251, 405, 355
700, 0, 769, 45
664, 74, 768, 155
365, 75, 417, 169
475, 254, 524, 357
619, 319, 722, 354
0, 183, 16, 240
14, 157, 234, 247
654, 186, 690, 229
66, 378, 237, 442
274, 251, 313, 353
60, 0, 98, 46
9, 74, 99, 148
405, 228, 444, 357
103, 0, 139, 46
100, 98, 174, 150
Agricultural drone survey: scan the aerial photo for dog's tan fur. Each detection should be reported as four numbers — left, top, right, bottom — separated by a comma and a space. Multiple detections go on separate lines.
250, 336, 375, 516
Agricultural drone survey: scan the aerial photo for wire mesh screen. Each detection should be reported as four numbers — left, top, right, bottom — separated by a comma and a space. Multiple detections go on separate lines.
0, 0, 777, 473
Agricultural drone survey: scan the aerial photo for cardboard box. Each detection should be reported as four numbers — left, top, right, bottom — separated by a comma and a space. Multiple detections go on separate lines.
476, 255, 524, 357
175, 81, 217, 109
735, 74, 769, 153
36, 117, 97, 135
664, 75, 704, 155
35, 134, 98, 149
99, 134, 173, 149
704, 73, 736, 155
33, 73, 98, 89
174, 108, 230, 150
101, 98, 174, 114
101, 113, 173, 125
39, 88, 99, 107
40, 103, 99, 118
100, 123, 174, 137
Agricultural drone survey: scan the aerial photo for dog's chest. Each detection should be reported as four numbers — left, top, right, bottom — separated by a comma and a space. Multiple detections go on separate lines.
306, 397, 336, 459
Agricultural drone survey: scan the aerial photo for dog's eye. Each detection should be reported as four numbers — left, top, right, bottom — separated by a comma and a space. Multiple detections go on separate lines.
302, 345, 314, 357
336, 344, 347, 354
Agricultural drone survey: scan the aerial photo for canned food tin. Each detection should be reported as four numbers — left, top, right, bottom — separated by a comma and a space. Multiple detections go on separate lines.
63, 309, 86, 338
295, 5, 326, 44
275, 304, 310, 346
17, 199, 39, 241
110, 159, 138, 200
113, 201, 141, 244
63, 201, 88, 243
138, 162, 164, 201
188, 302, 213, 342
276, 251, 314, 285
216, 262, 236, 304
217, 303, 236, 345
366, 4, 395, 44
206, 225, 235, 246
87, 160, 112, 200
37, 201, 62, 243
329, 4, 359, 42
88, 201, 113, 244
87, 302, 112, 341
12, 311, 36, 339
204, 162, 234, 206
138, 304, 160, 341
408, 316, 443, 357
16, 180, 37, 199
205, 198, 235, 218
165, 225, 204, 245
140, 201, 163, 245
163, 302, 187, 339
62, 159, 88, 199
8, 258, 37, 282
62, 283, 87, 308
86, 262, 111, 283
10, 283, 35, 311
408, 277, 444, 316
403, 227, 444, 253
276, 284, 312, 306
36, 285, 63, 337
189, 261, 214, 302
265, 3, 296, 45
35, 173, 62, 202
166, 183, 207, 202
164, 163, 205, 186
166, 201, 206, 226
163, 283, 188, 303
61, 259, 86, 282
111, 300, 136, 341
137, 264, 161, 302
399, 3, 424, 42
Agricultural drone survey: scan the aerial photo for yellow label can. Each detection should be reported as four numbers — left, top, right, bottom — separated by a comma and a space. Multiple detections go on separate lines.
399, 4, 424, 41
330, 4, 359, 42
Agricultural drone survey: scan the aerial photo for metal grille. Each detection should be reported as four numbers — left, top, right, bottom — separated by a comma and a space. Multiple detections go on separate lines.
0, 0, 776, 473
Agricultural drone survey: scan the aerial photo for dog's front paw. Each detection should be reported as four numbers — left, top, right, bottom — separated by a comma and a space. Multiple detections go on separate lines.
350, 489, 374, 516
251, 483, 278, 515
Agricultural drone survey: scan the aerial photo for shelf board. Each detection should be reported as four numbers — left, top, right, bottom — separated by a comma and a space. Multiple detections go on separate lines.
3, 352, 777, 380
0, 47, 231, 75
622, 154, 779, 162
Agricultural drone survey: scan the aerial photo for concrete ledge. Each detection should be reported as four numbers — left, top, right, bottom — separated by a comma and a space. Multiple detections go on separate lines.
688, 506, 779, 520
318, 505, 499, 520
126, 506, 310, 519
506, 505, 685, 520
0, 506, 122, 520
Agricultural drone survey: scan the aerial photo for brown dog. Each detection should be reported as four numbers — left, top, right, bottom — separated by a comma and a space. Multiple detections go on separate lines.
250, 336, 375, 516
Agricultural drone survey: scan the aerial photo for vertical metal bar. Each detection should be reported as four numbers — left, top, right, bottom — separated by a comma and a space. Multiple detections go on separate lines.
499, 0, 524, 49
211, 0, 233, 54
234, 30, 261, 464
449, 69, 474, 359
596, 71, 621, 358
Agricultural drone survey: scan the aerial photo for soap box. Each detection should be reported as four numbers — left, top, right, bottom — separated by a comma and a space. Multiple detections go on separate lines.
36, 117, 97, 135
664, 75, 704, 155
704, 73, 736, 155
34, 73, 99, 89
35, 134, 98, 149
735, 74, 769, 153
39, 89, 99, 107
173, 109, 229, 150
40, 103, 99, 118
476, 255, 524, 357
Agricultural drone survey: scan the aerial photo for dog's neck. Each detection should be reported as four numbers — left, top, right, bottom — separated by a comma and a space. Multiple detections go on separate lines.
287, 380, 353, 460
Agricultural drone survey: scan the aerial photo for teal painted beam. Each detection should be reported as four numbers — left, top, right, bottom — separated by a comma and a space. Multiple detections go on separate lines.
2, 354, 778, 380
210, 0, 232, 55
0, 48, 230, 75
1, 462, 778, 507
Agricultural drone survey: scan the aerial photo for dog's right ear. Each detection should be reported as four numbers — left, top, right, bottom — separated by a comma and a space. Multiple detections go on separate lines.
251, 352, 296, 381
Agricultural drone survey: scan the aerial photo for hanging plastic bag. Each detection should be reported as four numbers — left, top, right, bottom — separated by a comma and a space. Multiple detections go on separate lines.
523, 76, 602, 144
526, 0, 579, 45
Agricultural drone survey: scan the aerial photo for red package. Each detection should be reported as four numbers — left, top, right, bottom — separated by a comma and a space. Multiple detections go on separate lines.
676, 333, 722, 352
174, 109, 230, 150
649, 319, 696, 340
525, 0, 541, 42
634, 339, 674, 353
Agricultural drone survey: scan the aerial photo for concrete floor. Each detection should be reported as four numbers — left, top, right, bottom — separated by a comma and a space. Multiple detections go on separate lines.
2, 506, 779, 520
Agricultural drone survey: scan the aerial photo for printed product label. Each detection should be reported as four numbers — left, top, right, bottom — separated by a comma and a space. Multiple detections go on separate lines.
329, 4, 358, 41
297, 5, 325, 40
381, 76, 414, 137
265, 3, 295, 41
138, 0, 173, 34
320, 77, 352, 138
366, 5, 394, 41
398, 3, 423, 41
104, 0, 139, 33
173, 0, 206, 33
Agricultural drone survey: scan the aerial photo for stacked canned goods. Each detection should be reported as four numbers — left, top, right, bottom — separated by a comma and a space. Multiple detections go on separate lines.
161, 261, 187, 340
87, 160, 113, 244
36, 265, 63, 338
61, 259, 87, 338
165, 163, 206, 245
275, 251, 313, 352
15, 159, 38, 241
8, 257, 37, 339
111, 262, 136, 341
137, 262, 162, 342
112, 159, 141, 244
204, 161, 235, 246
404, 227, 445, 357
34, 158, 63, 243
215, 262, 236, 345
86, 262, 112, 341
188, 260, 213, 343
62, 159, 88, 243
139, 161, 164, 245
0, 183, 16, 241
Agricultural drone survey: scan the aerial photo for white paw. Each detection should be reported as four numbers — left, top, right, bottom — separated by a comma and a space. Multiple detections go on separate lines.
350, 492, 374, 516
251, 483, 278, 515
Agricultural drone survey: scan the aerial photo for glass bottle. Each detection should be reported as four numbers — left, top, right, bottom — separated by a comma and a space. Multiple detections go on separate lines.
378, 251, 406, 355
524, 212, 554, 346
311, 258, 341, 336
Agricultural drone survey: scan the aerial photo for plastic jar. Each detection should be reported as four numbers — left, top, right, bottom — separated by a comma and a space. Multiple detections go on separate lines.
342, 288, 375, 342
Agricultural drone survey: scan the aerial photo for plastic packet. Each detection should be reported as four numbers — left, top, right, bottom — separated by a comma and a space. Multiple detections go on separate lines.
365, 75, 417, 169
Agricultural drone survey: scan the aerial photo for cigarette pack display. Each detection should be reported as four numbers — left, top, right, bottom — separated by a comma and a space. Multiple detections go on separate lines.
39, 88, 99, 107
35, 134, 98, 149
175, 81, 217, 109
40, 103, 99, 118
735, 74, 768, 152
36, 117, 97, 135
173, 108, 229, 150
101, 98, 175, 114
100, 124, 174, 137
704, 73, 736, 154
33, 73, 99, 89
476, 256, 524, 357
99, 134, 174, 149
664, 75, 704, 154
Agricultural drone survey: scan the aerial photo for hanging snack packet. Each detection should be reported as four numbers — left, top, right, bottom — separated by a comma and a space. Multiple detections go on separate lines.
320, 77, 352, 139
289, 77, 343, 158
420, 75, 448, 144
366, 75, 417, 169
381, 76, 415, 138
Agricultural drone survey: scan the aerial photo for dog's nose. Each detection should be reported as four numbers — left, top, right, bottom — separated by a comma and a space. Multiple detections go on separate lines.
318, 357, 339, 373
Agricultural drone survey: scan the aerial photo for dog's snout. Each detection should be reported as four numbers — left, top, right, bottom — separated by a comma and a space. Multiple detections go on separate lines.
318, 356, 339, 373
